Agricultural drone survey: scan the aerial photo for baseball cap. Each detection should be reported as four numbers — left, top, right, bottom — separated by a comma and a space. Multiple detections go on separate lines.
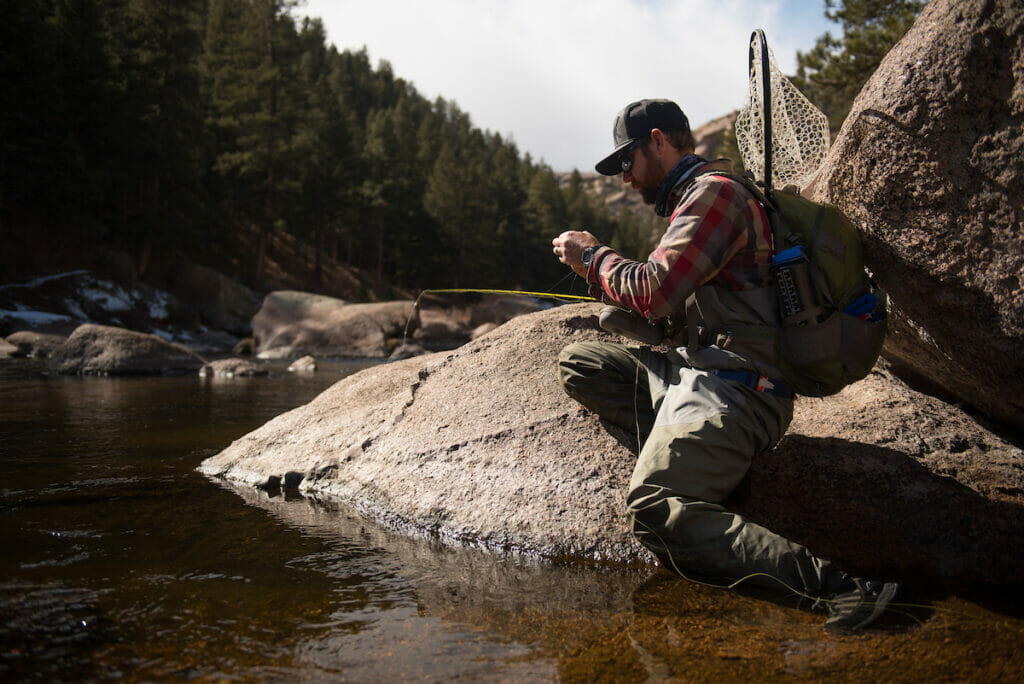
594, 99, 690, 176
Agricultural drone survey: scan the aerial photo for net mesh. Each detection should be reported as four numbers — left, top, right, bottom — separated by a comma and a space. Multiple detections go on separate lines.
734, 34, 830, 191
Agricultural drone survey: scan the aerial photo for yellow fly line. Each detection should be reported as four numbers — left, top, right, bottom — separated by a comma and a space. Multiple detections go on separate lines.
417, 288, 596, 302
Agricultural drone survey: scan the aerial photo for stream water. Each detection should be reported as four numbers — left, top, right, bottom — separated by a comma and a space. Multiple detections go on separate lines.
1, 356, 1022, 681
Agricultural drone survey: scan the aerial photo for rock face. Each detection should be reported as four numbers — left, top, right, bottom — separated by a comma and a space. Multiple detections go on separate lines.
253, 290, 418, 359
52, 323, 206, 375
813, 0, 1024, 431
156, 261, 260, 337
692, 112, 738, 159
201, 304, 1024, 586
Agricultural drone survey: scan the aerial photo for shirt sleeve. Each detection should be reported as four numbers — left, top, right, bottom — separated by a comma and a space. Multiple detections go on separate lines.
588, 176, 754, 320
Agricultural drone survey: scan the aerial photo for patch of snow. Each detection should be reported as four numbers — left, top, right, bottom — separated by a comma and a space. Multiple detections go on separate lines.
148, 291, 171, 320
63, 299, 88, 320
0, 309, 74, 325
79, 281, 133, 313
151, 328, 173, 342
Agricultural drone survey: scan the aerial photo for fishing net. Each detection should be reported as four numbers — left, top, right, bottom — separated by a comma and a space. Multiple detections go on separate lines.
734, 32, 830, 191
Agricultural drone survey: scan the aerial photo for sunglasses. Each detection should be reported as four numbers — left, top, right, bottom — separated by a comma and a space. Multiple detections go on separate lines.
620, 137, 649, 173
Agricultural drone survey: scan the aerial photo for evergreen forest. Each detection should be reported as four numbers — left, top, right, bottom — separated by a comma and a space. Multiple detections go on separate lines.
1, 0, 658, 299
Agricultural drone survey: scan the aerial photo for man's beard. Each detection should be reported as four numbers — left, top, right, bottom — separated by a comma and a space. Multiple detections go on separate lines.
634, 147, 662, 205
638, 182, 658, 205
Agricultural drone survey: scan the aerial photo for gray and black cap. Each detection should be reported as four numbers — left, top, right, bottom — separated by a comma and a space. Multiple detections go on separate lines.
594, 99, 690, 176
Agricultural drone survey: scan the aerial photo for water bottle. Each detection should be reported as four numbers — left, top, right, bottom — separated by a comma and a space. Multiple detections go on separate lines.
772, 246, 823, 326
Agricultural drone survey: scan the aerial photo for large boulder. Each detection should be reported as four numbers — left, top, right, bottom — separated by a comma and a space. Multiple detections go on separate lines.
253, 290, 418, 359
412, 291, 549, 352
156, 261, 260, 336
52, 323, 206, 375
201, 304, 1024, 587
813, 0, 1024, 431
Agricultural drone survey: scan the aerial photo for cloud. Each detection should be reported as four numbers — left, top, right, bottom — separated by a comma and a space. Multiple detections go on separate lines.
300, 0, 830, 171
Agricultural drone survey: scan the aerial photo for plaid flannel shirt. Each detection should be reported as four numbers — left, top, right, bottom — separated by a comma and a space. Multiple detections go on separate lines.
587, 164, 773, 321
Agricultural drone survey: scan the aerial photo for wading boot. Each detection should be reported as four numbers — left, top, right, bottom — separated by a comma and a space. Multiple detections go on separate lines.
824, 578, 899, 632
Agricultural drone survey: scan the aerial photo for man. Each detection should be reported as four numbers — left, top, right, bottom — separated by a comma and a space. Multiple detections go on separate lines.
552, 99, 897, 632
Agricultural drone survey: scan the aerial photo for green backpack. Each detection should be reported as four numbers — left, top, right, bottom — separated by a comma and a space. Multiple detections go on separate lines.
739, 176, 887, 397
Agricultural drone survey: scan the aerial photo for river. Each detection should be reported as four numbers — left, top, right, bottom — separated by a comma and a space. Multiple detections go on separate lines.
1, 356, 1022, 681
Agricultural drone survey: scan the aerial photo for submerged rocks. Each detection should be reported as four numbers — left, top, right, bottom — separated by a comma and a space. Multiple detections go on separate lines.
813, 0, 1024, 431
287, 355, 317, 373
200, 304, 1024, 586
253, 290, 417, 359
199, 358, 269, 378
52, 323, 206, 375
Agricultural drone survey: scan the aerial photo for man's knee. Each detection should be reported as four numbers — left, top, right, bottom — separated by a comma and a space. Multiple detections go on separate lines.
556, 341, 606, 396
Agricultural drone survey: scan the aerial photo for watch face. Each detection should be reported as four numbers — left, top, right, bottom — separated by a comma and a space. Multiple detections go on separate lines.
582, 247, 594, 267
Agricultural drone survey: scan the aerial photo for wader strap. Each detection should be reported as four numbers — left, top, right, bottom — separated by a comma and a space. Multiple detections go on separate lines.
713, 369, 793, 398
685, 293, 701, 350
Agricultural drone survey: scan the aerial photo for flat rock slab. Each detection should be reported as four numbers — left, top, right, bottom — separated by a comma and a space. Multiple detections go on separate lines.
201, 304, 1024, 586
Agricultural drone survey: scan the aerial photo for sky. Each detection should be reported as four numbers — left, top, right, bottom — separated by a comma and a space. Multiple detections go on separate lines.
299, 0, 836, 173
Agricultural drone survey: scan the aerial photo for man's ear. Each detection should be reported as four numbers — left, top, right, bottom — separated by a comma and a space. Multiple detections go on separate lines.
649, 128, 665, 154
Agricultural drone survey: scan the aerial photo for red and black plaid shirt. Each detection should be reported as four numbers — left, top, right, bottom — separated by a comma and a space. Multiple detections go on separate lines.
587, 164, 773, 321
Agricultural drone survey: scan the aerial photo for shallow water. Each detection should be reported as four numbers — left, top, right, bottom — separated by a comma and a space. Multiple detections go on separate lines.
1, 357, 1022, 681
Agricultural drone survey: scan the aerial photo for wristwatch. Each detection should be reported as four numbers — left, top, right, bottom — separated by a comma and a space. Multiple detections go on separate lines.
581, 246, 597, 268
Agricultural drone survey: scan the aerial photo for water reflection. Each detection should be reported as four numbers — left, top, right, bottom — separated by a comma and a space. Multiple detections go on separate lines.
225, 483, 1024, 682
2, 357, 1023, 681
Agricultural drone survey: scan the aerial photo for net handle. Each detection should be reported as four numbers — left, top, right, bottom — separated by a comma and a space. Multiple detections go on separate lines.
748, 29, 773, 197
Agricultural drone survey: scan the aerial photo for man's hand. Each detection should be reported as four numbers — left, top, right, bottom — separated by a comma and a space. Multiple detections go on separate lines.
552, 230, 600, 278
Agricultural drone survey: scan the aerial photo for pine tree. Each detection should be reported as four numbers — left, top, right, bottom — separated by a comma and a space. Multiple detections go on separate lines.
106, 0, 206, 274
793, 0, 924, 132
201, 0, 304, 284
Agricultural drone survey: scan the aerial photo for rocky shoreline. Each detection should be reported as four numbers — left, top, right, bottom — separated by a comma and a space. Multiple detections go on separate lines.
0, 272, 546, 374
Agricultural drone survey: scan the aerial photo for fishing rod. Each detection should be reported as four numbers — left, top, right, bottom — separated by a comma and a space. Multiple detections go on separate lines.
415, 287, 596, 303
401, 287, 597, 343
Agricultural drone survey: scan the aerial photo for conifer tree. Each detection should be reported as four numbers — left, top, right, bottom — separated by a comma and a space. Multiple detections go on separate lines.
201, 0, 304, 283
794, 0, 924, 131
107, 0, 206, 273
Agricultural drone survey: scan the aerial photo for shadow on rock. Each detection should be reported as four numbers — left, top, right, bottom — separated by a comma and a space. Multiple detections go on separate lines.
734, 435, 1024, 590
